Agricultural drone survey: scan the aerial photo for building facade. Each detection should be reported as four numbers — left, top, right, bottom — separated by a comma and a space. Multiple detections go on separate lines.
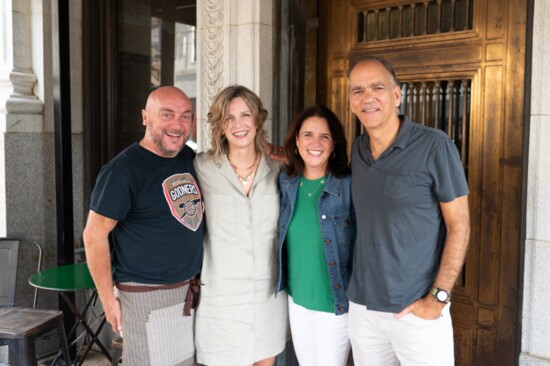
0, 0, 548, 364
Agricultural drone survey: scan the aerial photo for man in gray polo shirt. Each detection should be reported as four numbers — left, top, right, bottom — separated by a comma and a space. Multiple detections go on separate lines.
347, 56, 471, 365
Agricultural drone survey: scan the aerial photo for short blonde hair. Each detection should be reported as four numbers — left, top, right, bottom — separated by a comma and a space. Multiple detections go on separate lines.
208, 85, 270, 157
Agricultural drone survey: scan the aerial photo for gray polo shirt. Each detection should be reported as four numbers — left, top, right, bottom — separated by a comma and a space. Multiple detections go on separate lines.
347, 115, 469, 312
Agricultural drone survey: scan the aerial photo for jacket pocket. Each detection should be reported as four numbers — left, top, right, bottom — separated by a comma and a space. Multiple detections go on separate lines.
334, 214, 354, 245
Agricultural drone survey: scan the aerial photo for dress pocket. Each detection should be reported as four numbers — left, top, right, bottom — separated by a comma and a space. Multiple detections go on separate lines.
261, 193, 280, 235
205, 194, 236, 240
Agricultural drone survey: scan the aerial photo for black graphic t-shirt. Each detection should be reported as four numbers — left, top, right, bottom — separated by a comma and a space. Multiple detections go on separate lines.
90, 143, 204, 284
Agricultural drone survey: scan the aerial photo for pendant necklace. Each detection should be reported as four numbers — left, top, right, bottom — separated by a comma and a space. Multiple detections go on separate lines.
300, 176, 326, 198
228, 154, 259, 186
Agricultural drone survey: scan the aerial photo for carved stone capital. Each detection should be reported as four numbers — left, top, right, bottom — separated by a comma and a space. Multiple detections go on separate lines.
5, 69, 43, 114
197, 0, 224, 151
202, 0, 224, 107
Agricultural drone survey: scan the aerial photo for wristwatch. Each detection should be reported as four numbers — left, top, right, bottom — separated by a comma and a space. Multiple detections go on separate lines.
430, 287, 452, 304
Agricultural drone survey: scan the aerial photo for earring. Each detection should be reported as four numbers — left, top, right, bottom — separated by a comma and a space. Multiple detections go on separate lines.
331, 151, 336, 159
294, 148, 298, 155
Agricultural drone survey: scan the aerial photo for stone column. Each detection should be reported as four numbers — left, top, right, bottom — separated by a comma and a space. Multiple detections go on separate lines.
1, 0, 48, 240
5, 0, 44, 123
0, 0, 12, 237
0, 0, 57, 306
196, 0, 274, 151
521, 0, 550, 365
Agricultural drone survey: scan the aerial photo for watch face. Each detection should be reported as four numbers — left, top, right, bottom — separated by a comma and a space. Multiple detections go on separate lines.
436, 290, 448, 301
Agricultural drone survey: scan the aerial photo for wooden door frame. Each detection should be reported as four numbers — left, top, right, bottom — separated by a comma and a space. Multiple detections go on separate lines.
316, 0, 528, 364
83, 0, 118, 205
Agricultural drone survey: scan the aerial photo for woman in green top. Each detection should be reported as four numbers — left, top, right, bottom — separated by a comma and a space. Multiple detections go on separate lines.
277, 105, 356, 366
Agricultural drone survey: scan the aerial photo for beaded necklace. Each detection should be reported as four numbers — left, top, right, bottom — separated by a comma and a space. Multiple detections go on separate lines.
228, 155, 259, 186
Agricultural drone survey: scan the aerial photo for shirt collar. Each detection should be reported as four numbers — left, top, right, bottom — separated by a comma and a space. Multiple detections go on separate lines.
392, 115, 413, 150
359, 114, 413, 158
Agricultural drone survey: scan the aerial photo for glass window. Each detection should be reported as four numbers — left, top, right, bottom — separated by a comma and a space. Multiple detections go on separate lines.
117, 0, 197, 153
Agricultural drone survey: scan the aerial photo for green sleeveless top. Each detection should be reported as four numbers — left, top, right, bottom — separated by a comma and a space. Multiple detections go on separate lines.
286, 176, 333, 312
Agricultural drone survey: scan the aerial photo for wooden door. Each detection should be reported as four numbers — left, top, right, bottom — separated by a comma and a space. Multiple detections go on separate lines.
317, 0, 527, 364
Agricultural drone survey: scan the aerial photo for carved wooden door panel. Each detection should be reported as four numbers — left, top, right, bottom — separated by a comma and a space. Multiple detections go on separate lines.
317, 0, 527, 364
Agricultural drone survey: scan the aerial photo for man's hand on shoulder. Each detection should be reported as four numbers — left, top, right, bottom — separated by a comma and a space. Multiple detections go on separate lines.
267, 143, 288, 164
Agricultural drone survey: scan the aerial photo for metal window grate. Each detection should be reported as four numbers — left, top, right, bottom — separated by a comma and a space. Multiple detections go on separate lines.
399, 79, 471, 178
357, 0, 473, 42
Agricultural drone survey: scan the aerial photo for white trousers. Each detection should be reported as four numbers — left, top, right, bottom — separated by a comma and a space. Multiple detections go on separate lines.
348, 300, 454, 366
288, 296, 350, 366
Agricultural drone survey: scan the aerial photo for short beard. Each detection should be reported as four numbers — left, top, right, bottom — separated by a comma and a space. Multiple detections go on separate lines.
148, 131, 186, 157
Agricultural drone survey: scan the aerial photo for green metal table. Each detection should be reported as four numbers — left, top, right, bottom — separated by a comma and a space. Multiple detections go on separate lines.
29, 263, 112, 365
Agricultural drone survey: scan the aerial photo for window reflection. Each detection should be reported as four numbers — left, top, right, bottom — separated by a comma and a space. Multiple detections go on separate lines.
117, 0, 197, 153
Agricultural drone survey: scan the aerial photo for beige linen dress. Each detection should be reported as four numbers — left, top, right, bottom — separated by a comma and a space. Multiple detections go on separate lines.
193, 152, 288, 366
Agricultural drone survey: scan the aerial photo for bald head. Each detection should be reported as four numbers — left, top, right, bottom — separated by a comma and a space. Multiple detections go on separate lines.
140, 86, 193, 157
145, 86, 190, 112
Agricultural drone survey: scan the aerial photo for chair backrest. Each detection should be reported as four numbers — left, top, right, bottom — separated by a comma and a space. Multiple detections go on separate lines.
0, 238, 43, 308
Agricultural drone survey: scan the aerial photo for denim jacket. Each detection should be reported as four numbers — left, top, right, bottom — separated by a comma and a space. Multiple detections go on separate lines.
277, 171, 356, 315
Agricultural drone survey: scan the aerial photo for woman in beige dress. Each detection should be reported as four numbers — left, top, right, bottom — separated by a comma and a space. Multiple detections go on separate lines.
193, 85, 288, 366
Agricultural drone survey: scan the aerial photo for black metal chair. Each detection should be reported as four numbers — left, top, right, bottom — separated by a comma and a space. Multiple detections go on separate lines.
0, 237, 71, 366
111, 337, 123, 366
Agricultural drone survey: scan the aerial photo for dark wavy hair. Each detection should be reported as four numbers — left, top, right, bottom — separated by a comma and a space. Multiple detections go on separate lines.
284, 105, 350, 178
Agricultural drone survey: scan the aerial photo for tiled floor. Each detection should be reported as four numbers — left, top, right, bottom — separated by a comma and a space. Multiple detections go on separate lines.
39, 350, 113, 366
80, 350, 113, 365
